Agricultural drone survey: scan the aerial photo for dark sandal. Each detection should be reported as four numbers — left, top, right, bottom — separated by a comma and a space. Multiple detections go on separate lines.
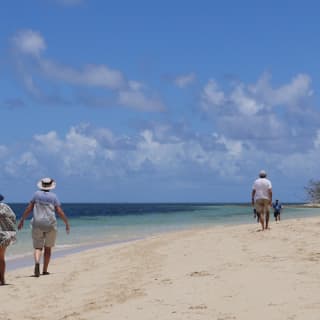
34, 263, 40, 277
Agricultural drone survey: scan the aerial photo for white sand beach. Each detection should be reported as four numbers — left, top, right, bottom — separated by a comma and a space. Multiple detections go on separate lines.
1, 217, 320, 320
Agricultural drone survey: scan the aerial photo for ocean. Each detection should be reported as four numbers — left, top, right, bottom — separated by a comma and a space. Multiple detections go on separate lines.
6, 202, 320, 260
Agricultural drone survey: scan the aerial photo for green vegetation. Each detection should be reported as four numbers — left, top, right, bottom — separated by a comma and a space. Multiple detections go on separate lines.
305, 180, 320, 203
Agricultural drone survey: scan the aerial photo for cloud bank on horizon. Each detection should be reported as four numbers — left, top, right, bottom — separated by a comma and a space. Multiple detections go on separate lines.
1, 1, 320, 202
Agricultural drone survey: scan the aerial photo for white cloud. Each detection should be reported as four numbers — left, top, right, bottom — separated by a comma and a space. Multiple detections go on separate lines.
33, 127, 101, 176
174, 73, 196, 88
1, 119, 320, 202
20, 152, 38, 166
201, 73, 313, 116
216, 135, 243, 156
277, 152, 318, 179
199, 73, 317, 154
65, 127, 98, 157
12, 30, 46, 57
35, 127, 98, 158
118, 89, 165, 112
39, 60, 126, 90
132, 130, 184, 168
22, 74, 42, 97
128, 80, 144, 91
8, 125, 244, 179
250, 73, 313, 107
10, 29, 166, 111
201, 79, 225, 110
273, 74, 313, 106
230, 85, 264, 116
34, 131, 62, 153
93, 128, 115, 145
4, 152, 39, 176
313, 130, 320, 149
0, 146, 8, 158
118, 80, 165, 111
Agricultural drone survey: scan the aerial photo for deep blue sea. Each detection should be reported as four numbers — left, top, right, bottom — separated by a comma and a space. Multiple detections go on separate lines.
7, 202, 320, 259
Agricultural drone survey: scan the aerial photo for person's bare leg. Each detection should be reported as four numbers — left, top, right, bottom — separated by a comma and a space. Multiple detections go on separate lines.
43, 247, 52, 274
259, 212, 265, 231
34, 248, 42, 264
0, 247, 7, 285
34, 248, 42, 277
266, 209, 270, 229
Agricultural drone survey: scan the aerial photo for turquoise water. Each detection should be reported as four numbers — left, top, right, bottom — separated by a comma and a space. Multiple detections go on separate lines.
6, 203, 320, 259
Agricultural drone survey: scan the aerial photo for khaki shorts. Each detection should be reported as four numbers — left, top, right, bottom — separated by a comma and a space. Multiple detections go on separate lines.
32, 228, 57, 249
254, 198, 270, 216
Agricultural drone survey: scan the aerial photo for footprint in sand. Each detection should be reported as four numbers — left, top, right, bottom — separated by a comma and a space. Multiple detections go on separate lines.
307, 252, 320, 262
189, 271, 211, 277
189, 304, 208, 310
160, 278, 173, 285
217, 314, 236, 320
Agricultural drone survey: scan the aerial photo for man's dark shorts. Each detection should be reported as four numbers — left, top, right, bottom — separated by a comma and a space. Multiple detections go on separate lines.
274, 210, 280, 218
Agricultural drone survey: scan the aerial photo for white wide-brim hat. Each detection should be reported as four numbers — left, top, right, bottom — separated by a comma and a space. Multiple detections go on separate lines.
37, 177, 56, 191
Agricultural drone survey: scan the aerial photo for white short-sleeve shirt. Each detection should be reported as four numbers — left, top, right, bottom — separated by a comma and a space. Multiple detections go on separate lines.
252, 178, 272, 200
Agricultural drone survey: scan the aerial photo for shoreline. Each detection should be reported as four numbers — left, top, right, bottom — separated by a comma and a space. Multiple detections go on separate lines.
6, 236, 143, 271
4, 217, 266, 271
6, 202, 320, 261
6, 212, 320, 272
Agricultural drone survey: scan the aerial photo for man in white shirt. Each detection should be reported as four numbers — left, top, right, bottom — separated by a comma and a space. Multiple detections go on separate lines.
251, 170, 272, 231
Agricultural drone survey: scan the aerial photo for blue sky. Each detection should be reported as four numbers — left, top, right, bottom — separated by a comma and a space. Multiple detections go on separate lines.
1, 0, 320, 202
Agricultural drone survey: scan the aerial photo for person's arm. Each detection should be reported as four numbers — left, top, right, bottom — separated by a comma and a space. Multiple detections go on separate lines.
18, 202, 35, 230
55, 206, 70, 234
268, 188, 273, 205
251, 189, 256, 206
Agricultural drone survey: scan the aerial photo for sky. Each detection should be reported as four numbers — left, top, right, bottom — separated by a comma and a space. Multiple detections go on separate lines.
1, 0, 320, 202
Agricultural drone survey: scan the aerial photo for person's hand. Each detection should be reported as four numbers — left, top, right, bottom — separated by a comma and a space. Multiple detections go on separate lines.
66, 223, 70, 234
17, 219, 24, 230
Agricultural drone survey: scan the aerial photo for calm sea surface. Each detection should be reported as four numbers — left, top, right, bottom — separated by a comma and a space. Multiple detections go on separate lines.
6, 203, 320, 259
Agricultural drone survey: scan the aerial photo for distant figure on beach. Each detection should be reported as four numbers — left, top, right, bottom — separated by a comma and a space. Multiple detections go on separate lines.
251, 170, 273, 231
272, 199, 282, 222
0, 194, 17, 285
18, 178, 70, 277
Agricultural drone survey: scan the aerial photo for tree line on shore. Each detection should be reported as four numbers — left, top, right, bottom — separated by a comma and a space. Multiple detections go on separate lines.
305, 180, 320, 203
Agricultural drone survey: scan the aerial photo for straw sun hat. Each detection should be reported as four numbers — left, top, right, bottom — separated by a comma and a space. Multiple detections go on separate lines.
37, 177, 56, 191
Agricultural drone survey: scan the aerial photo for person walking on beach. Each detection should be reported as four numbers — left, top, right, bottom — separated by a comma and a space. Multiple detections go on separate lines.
18, 178, 70, 277
272, 199, 282, 222
251, 170, 272, 231
0, 194, 17, 285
